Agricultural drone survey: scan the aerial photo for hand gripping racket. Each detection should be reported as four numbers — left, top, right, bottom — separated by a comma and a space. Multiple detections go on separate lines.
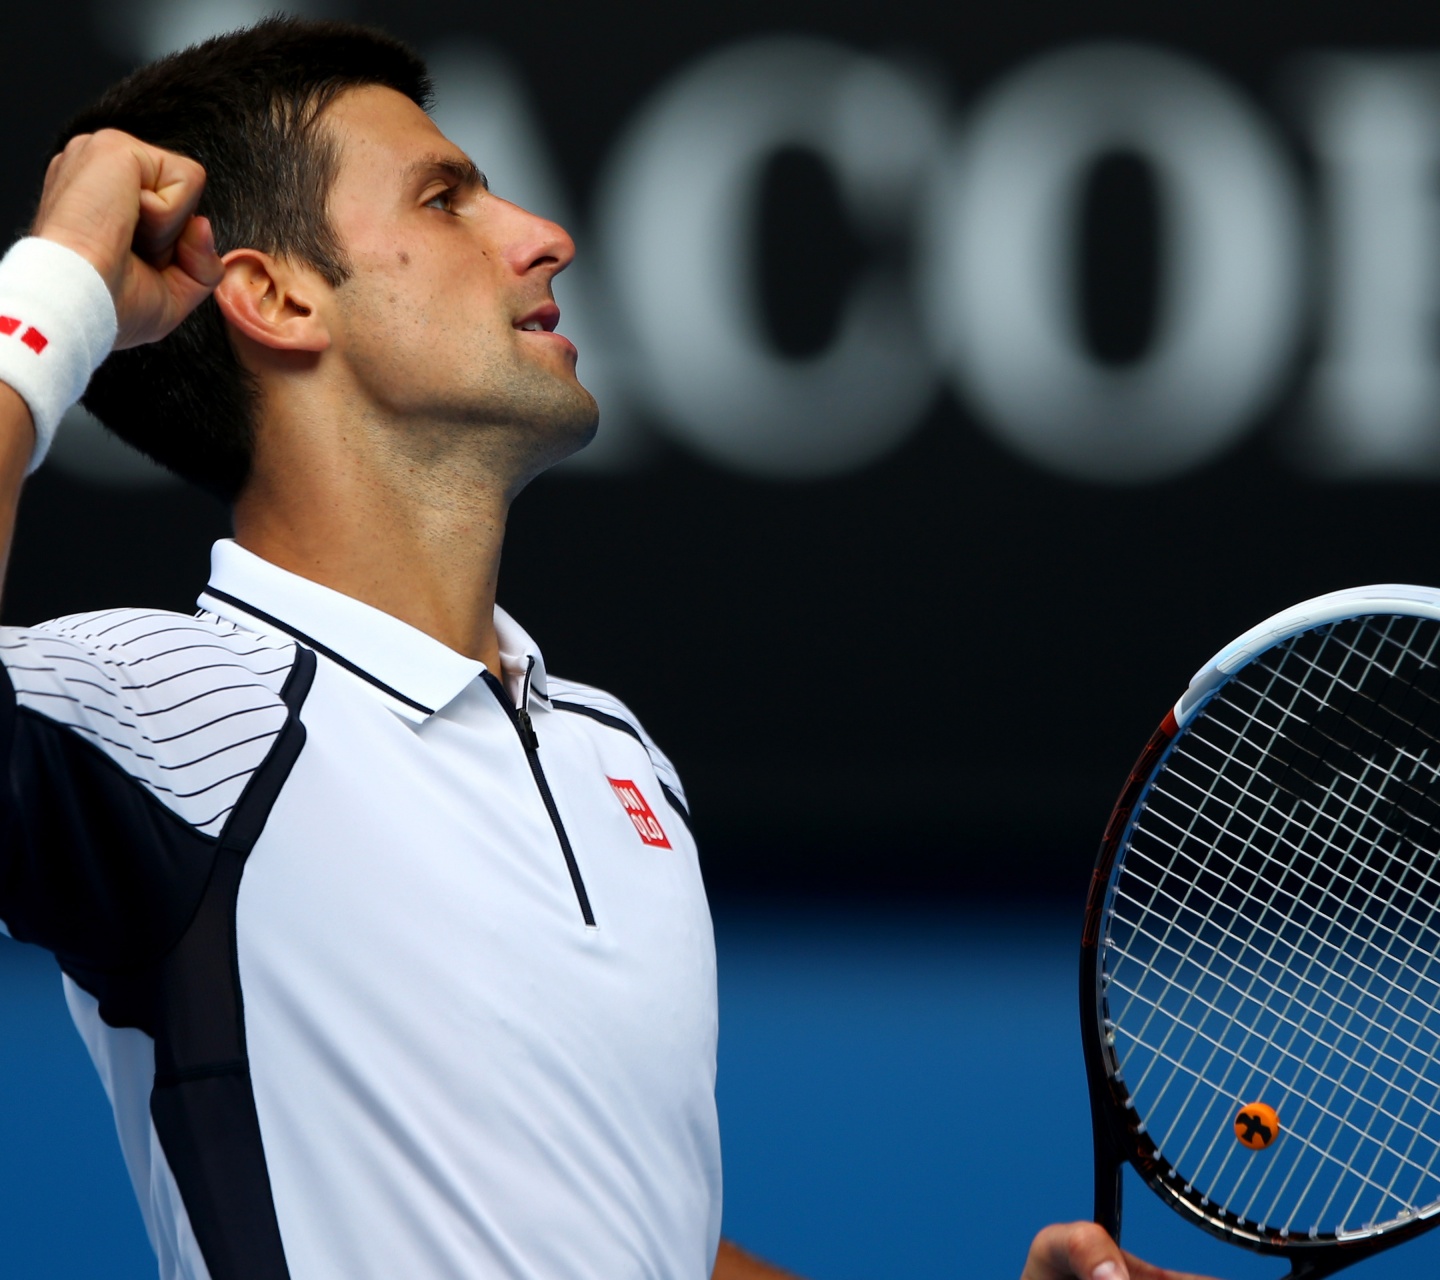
1081, 585, 1440, 1278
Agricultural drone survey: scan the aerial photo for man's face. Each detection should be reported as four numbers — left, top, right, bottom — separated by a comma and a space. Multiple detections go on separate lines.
317, 84, 597, 474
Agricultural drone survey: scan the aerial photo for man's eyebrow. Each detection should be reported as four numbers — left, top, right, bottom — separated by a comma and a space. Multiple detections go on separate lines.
407, 155, 489, 191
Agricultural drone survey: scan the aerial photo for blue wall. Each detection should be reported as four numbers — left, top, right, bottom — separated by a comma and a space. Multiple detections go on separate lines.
3, 906, 1438, 1277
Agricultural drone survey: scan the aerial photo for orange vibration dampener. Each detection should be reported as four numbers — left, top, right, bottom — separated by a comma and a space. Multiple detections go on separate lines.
1235, 1102, 1281, 1150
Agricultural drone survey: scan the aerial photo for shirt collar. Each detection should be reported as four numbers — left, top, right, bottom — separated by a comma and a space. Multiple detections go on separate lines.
196, 539, 548, 723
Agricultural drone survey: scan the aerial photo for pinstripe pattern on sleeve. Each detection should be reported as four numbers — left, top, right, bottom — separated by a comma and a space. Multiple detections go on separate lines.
1, 608, 297, 838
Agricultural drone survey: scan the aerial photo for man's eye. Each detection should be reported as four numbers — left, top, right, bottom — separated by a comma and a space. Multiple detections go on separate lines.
425, 189, 454, 212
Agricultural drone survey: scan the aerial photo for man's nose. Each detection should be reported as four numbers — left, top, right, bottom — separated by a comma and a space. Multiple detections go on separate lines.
502, 201, 576, 278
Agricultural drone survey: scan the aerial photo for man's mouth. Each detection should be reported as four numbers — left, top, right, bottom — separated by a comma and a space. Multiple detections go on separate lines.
514, 304, 560, 333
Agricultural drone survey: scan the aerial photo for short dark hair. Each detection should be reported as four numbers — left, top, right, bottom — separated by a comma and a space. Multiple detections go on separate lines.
57, 17, 433, 501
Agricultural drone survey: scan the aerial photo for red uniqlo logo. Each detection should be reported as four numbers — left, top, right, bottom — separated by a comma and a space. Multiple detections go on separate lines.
0, 316, 48, 353
607, 777, 671, 848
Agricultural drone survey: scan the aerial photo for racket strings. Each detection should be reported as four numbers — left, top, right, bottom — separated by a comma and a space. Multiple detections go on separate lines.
1110, 840, 1438, 1125
1180, 630, 1440, 1220
1109, 644, 1325, 1092
1237, 641, 1440, 838
1115, 855, 1440, 1226
1108, 848, 1440, 1209
1270, 620, 1440, 1231
1128, 630, 1440, 1226
1101, 614, 1440, 1239
1134, 746, 1440, 1052
1113, 824, 1440, 1225
1247, 649, 1440, 1230
1113, 640, 1428, 1122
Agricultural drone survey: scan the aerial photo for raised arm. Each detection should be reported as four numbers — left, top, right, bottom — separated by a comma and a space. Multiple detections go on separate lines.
0, 129, 223, 593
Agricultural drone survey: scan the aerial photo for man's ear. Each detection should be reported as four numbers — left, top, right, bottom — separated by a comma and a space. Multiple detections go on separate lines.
213, 249, 331, 354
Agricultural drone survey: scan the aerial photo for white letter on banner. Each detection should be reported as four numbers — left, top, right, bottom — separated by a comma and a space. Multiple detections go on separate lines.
924, 43, 1305, 483
594, 37, 944, 478
1299, 57, 1440, 474
429, 43, 646, 472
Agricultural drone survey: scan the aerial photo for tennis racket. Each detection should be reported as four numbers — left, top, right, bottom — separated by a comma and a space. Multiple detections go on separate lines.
1081, 585, 1440, 1279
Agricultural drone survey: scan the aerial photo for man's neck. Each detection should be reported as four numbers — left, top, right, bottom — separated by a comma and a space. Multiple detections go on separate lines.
232, 425, 512, 677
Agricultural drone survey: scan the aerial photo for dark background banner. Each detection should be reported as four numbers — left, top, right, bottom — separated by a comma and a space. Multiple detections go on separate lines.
5, 0, 1440, 898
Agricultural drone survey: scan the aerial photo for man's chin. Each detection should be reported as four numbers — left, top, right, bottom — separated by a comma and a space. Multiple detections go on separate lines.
511, 385, 600, 480
565, 395, 601, 453
542, 400, 601, 468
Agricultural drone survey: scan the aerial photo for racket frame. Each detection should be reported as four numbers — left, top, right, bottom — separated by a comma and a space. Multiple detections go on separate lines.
1080, 585, 1440, 1279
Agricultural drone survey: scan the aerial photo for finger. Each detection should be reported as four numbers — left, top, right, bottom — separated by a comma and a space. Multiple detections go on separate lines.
1020, 1223, 1224, 1280
1022, 1222, 1126, 1280
172, 216, 225, 290
135, 198, 176, 272
114, 221, 224, 350
112, 215, 225, 350
131, 147, 208, 261
155, 216, 224, 321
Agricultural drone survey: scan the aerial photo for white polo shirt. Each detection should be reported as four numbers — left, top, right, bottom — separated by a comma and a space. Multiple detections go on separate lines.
0, 539, 721, 1280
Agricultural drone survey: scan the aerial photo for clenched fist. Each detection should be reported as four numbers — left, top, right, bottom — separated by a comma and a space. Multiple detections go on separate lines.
32, 129, 224, 348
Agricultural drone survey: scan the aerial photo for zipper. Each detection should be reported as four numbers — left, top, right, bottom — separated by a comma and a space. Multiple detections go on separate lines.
484, 660, 596, 927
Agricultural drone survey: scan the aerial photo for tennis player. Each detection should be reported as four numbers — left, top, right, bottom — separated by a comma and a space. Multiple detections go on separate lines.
0, 16, 1212, 1280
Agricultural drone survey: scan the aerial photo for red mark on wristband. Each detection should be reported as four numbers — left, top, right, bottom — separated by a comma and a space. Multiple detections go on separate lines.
0, 317, 49, 353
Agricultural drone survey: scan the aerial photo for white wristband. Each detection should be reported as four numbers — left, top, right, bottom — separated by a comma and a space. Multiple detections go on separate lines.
0, 237, 118, 473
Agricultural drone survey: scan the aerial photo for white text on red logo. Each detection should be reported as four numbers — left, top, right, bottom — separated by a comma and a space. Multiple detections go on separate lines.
607, 777, 671, 848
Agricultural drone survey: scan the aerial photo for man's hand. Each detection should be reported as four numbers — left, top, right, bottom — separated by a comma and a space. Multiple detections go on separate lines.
1022, 1222, 1221, 1280
32, 129, 224, 348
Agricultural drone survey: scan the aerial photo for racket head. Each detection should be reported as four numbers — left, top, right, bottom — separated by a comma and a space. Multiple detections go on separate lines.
1081, 585, 1440, 1276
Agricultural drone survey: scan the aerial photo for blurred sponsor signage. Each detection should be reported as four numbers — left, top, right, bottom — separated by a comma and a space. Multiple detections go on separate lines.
59, 25, 1440, 489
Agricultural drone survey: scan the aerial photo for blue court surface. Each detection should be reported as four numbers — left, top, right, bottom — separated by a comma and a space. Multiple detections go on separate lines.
3, 901, 1439, 1278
